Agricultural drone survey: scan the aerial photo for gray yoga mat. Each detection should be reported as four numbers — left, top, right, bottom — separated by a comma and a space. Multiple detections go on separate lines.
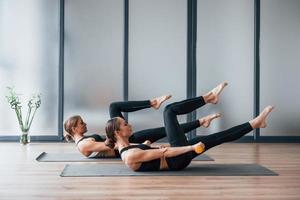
36, 152, 214, 162
60, 163, 278, 177
36, 152, 119, 162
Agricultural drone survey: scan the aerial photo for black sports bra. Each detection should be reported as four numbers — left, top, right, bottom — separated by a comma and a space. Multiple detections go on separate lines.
120, 144, 161, 171
76, 134, 120, 158
75, 134, 105, 145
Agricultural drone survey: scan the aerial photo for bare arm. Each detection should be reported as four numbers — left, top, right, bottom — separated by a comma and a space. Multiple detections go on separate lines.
79, 140, 112, 152
126, 148, 166, 164
126, 145, 195, 164
150, 143, 170, 148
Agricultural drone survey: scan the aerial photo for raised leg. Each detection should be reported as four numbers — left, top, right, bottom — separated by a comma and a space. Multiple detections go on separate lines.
188, 105, 274, 158
129, 120, 201, 143
188, 122, 253, 153
109, 95, 171, 119
164, 96, 206, 147
109, 101, 151, 119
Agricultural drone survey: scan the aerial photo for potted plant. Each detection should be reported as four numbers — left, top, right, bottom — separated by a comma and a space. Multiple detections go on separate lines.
5, 87, 41, 145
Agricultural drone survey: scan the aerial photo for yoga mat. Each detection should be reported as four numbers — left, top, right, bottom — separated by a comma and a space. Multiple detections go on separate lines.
60, 163, 278, 177
36, 152, 119, 162
36, 152, 214, 162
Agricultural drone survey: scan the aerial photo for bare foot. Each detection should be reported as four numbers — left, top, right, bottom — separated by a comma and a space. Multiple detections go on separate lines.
143, 140, 151, 146
193, 142, 205, 154
250, 106, 274, 129
199, 113, 221, 128
204, 82, 228, 104
151, 95, 172, 110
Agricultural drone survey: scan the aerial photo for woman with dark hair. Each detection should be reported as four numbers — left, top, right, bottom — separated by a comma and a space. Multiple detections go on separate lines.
64, 95, 220, 158
105, 82, 274, 171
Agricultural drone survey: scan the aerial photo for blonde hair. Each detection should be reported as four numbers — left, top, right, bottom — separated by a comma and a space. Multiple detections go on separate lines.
64, 115, 81, 142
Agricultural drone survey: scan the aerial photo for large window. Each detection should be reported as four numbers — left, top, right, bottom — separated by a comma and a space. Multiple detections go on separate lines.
128, 0, 187, 131
1, 0, 299, 140
260, 0, 300, 136
196, 0, 254, 135
64, 0, 123, 134
0, 0, 59, 136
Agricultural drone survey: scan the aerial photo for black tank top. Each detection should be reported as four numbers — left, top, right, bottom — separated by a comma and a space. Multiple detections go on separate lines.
76, 134, 105, 145
76, 134, 120, 157
120, 144, 161, 171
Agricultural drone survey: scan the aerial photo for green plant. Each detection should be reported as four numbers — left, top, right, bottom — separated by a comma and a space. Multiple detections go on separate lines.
5, 87, 41, 132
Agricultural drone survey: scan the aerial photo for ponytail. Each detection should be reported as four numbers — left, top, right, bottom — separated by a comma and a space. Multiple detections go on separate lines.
105, 138, 115, 149
63, 115, 81, 142
64, 132, 74, 142
105, 117, 120, 149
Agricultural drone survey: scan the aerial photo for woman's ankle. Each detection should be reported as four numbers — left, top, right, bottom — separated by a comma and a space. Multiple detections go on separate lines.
249, 119, 258, 129
203, 92, 213, 104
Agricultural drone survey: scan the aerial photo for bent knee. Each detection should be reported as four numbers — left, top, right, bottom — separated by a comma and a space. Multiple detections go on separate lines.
164, 104, 174, 114
109, 102, 118, 109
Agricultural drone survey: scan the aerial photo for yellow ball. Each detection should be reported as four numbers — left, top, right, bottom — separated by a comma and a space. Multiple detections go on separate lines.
194, 145, 204, 154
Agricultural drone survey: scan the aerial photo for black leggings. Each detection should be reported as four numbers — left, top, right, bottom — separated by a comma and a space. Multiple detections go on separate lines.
109, 101, 201, 143
164, 96, 253, 170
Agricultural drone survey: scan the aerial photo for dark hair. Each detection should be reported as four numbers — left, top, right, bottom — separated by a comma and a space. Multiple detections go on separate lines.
105, 117, 120, 149
64, 115, 81, 142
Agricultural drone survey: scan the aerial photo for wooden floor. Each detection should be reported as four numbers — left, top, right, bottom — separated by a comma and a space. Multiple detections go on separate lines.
0, 143, 300, 200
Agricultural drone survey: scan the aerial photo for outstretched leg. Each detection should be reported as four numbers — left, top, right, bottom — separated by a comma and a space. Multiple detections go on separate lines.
188, 106, 274, 158
109, 95, 171, 119
129, 121, 200, 143
109, 101, 151, 119
129, 113, 220, 143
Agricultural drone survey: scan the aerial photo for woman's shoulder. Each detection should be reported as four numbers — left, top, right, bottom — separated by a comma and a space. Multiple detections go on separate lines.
77, 135, 105, 149
88, 134, 105, 142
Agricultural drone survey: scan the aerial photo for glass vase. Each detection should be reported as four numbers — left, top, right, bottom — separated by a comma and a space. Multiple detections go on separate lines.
20, 131, 30, 145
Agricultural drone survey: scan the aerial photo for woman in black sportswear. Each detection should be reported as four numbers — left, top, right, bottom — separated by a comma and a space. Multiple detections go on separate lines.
105, 82, 274, 171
